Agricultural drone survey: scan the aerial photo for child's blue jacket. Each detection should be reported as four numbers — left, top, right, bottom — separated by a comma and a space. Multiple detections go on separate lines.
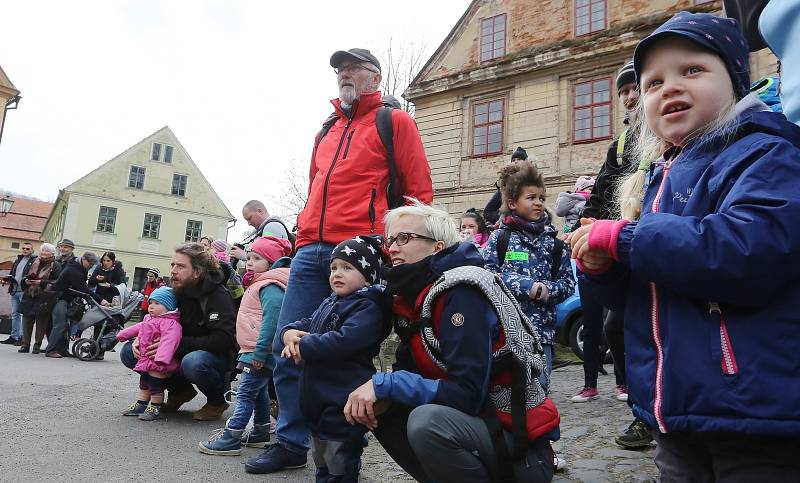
585, 97, 800, 436
283, 285, 391, 441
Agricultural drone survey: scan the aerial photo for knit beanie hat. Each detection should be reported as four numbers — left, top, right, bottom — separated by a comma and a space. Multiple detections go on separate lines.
634, 11, 751, 100
511, 146, 528, 161
615, 60, 636, 92
147, 267, 160, 276
331, 235, 384, 285
574, 175, 596, 192
211, 239, 228, 252
250, 236, 292, 263
149, 286, 177, 312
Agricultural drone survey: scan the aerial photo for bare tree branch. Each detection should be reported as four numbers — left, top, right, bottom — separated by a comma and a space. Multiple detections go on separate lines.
265, 159, 308, 229
379, 37, 427, 115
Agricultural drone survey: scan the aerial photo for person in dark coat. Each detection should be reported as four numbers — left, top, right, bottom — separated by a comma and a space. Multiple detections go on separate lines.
88, 251, 126, 303
44, 252, 103, 358
18, 243, 62, 354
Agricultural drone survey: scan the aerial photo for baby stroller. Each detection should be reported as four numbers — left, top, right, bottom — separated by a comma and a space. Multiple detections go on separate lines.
68, 284, 144, 361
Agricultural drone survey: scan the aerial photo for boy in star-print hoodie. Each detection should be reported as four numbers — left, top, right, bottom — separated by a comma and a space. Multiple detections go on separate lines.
280, 235, 391, 482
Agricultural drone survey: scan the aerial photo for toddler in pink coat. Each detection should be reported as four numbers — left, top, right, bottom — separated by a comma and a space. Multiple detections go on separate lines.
116, 286, 182, 421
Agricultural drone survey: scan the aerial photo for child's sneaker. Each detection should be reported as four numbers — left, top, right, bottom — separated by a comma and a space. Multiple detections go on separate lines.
570, 387, 600, 403
122, 401, 147, 416
138, 404, 161, 421
241, 423, 270, 448
199, 422, 244, 455
615, 385, 629, 402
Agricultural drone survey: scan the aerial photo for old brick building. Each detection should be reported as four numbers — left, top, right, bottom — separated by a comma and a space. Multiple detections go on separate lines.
406, 0, 778, 219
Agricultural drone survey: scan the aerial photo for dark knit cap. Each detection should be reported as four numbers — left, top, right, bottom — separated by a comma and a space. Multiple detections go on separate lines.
615, 60, 636, 91
331, 235, 384, 285
511, 146, 528, 161
634, 12, 751, 99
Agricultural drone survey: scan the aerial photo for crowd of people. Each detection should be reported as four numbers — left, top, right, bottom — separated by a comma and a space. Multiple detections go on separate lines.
5, 6, 800, 480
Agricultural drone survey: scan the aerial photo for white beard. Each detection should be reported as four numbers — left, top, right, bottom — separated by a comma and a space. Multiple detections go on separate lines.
339, 85, 357, 105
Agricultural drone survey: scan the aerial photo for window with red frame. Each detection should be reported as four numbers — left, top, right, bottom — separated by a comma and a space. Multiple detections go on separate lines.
575, 0, 606, 36
573, 78, 612, 142
473, 99, 504, 156
480, 14, 506, 62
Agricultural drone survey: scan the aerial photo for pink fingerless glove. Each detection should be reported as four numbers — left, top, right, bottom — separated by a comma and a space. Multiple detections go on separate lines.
587, 219, 629, 261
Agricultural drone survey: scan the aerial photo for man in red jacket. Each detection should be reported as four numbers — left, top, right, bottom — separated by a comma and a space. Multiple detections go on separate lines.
245, 48, 433, 474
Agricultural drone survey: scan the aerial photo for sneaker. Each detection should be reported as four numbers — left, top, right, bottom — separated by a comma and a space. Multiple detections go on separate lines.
162, 386, 198, 413
554, 454, 566, 472
615, 385, 629, 402
122, 401, 148, 416
244, 443, 307, 474
615, 419, 653, 449
18, 346, 30, 353
570, 387, 600, 403
192, 402, 230, 421
241, 423, 270, 448
0, 337, 18, 345
45, 352, 63, 359
138, 405, 161, 421
199, 423, 244, 455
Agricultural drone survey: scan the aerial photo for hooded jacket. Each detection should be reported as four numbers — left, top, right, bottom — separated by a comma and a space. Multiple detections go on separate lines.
117, 311, 182, 373
297, 90, 433, 249
282, 285, 391, 441
585, 96, 800, 436
174, 268, 237, 360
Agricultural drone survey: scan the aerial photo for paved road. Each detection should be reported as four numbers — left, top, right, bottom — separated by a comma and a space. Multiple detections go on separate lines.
0, 342, 657, 482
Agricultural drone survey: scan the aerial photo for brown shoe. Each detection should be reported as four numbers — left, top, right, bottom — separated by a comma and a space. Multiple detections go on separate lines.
192, 402, 229, 421
45, 352, 63, 359
162, 386, 198, 413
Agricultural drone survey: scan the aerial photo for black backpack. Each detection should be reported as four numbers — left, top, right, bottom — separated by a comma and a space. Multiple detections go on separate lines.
314, 98, 404, 209
262, 216, 297, 256
495, 228, 565, 281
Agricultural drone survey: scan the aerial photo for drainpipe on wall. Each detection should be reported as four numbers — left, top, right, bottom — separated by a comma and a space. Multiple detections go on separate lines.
0, 95, 21, 147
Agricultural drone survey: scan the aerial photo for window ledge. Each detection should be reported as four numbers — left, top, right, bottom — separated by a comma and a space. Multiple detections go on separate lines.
93, 231, 117, 236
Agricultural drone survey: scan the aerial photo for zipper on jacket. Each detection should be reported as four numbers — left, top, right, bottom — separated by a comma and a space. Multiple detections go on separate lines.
647, 155, 676, 434
319, 105, 357, 241
342, 129, 356, 159
709, 302, 739, 375
368, 188, 377, 233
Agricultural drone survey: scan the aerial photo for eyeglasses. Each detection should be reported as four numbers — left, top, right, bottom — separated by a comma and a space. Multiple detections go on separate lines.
383, 232, 437, 250
334, 63, 378, 75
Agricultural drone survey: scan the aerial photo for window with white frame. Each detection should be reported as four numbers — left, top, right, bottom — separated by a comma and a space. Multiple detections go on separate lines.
96, 206, 117, 233
185, 220, 202, 242
142, 213, 161, 239
171, 174, 187, 196
128, 166, 145, 189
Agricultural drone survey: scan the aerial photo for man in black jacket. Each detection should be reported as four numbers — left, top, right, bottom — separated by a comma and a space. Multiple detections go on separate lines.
120, 243, 237, 421
44, 252, 103, 358
1, 242, 36, 345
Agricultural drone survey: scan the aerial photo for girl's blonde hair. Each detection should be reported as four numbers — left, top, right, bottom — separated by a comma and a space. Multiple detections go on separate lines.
617, 87, 740, 221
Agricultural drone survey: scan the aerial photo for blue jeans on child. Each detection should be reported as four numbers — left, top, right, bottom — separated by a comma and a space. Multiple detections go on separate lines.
229, 368, 271, 430
272, 242, 335, 456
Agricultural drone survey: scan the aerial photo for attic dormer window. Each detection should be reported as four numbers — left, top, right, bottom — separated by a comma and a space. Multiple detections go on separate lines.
480, 14, 506, 62
151, 143, 161, 161
152, 142, 174, 163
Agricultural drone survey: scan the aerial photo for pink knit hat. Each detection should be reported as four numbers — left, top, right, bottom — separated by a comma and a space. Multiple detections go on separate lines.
250, 236, 292, 263
211, 239, 228, 252
574, 175, 595, 192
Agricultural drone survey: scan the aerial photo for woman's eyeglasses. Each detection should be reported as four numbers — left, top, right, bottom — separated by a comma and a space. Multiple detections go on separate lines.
382, 232, 436, 250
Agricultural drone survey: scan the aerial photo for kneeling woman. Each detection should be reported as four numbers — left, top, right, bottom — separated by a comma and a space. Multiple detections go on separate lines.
344, 199, 559, 483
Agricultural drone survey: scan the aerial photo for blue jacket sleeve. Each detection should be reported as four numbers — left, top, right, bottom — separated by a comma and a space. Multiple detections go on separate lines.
540, 243, 576, 305
616, 138, 800, 306
252, 285, 284, 363
483, 230, 535, 301
373, 286, 494, 416
298, 299, 387, 363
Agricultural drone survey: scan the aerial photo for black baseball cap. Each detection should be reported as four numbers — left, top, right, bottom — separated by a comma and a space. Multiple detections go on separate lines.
330, 48, 381, 72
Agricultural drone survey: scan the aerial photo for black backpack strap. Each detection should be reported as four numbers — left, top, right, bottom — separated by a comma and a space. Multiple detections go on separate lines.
495, 228, 512, 268
315, 113, 340, 147
376, 106, 401, 209
482, 399, 516, 483
550, 235, 565, 281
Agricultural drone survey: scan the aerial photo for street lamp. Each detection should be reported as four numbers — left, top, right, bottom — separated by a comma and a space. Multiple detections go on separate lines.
0, 195, 13, 217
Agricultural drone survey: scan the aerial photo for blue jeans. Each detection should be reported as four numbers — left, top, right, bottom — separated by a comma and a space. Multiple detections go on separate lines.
9, 291, 23, 339
45, 299, 69, 354
229, 369, 271, 430
120, 342, 229, 404
272, 242, 335, 455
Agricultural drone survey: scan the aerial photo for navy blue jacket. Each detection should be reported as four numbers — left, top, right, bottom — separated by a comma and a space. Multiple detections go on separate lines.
284, 285, 391, 442
585, 102, 800, 436
374, 242, 499, 417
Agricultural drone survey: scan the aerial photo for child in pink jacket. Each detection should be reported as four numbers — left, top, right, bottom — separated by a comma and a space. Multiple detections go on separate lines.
117, 286, 182, 421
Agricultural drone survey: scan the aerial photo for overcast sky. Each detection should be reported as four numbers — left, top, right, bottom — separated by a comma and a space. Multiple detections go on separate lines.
0, 0, 469, 241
